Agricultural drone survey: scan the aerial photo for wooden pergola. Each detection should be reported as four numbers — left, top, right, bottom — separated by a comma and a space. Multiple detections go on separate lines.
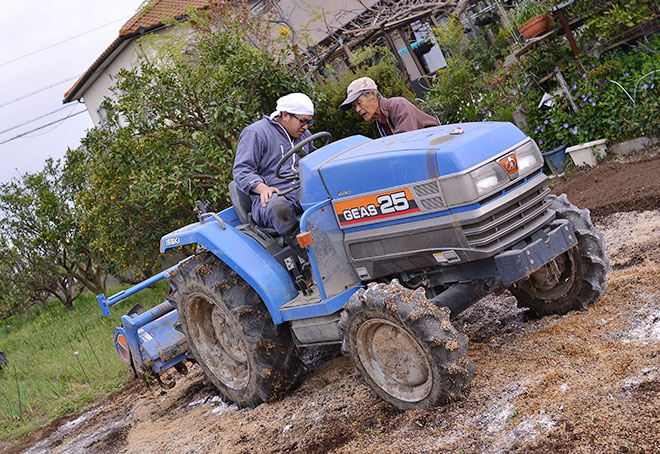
306, 0, 469, 90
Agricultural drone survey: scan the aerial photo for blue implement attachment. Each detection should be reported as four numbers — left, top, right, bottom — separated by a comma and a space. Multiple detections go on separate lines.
97, 256, 192, 388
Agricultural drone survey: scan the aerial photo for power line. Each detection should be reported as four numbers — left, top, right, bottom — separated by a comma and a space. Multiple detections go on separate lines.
0, 103, 81, 136
0, 110, 88, 146
0, 76, 81, 108
26, 105, 79, 138
0, 15, 131, 69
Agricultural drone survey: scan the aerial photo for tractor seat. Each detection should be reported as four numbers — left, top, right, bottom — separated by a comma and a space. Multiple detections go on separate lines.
229, 180, 252, 225
228, 180, 279, 236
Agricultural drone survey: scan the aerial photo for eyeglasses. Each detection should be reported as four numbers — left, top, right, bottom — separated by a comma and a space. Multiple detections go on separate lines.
290, 113, 314, 127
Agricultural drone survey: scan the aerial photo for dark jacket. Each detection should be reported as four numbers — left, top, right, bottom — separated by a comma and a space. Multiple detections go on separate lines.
375, 96, 439, 137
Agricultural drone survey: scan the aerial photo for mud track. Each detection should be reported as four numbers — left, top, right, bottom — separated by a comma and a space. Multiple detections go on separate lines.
4, 152, 660, 454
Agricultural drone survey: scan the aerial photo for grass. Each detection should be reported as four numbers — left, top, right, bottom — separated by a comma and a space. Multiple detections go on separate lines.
0, 281, 168, 441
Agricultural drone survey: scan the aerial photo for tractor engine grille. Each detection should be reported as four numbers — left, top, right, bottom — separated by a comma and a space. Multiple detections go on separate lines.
413, 181, 440, 196
461, 187, 552, 251
413, 181, 446, 211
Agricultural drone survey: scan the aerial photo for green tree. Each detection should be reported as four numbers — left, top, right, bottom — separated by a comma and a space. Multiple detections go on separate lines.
0, 239, 32, 317
0, 159, 103, 310
71, 7, 311, 279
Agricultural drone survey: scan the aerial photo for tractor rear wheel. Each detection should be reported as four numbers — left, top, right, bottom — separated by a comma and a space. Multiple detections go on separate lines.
169, 253, 303, 407
339, 280, 474, 410
511, 194, 610, 317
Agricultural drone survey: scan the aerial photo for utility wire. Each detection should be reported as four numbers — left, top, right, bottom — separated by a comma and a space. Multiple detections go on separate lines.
0, 110, 88, 146
0, 104, 80, 135
0, 15, 131, 69
0, 76, 81, 108
26, 105, 78, 138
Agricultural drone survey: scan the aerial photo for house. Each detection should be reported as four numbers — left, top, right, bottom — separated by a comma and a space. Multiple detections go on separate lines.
63, 0, 212, 127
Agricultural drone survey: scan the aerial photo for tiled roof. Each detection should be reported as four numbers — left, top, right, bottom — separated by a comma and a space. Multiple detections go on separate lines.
119, 0, 210, 36
63, 0, 211, 103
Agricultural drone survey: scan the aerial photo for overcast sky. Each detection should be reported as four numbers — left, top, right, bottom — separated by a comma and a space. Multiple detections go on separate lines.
0, 0, 143, 183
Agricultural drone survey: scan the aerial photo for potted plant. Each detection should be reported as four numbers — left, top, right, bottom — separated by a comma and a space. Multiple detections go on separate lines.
566, 138, 608, 168
514, 1, 553, 39
542, 144, 568, 174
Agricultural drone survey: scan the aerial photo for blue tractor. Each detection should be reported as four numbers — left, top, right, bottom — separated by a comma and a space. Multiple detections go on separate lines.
98, 122, 609, 410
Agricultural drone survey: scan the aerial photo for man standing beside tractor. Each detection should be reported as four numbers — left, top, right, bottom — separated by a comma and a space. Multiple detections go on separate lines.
232, 92, 315, 255
340, 76, 439, 136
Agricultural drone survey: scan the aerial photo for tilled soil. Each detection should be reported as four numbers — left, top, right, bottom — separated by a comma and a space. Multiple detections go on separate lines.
4, 152, 660, 454
550, 153, 660, 218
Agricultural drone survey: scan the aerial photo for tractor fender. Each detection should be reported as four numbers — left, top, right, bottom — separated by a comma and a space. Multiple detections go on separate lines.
160, 210, 297, 325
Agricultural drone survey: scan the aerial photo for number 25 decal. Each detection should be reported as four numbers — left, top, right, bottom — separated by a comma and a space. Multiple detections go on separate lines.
377, 191, 409, 214
334, 188, 420, 226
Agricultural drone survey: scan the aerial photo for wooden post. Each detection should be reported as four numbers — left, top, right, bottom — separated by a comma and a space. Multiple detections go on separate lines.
399, 26, 427, 78
551, 0, 579, 57
339, 36, 353, 59
556, 9, 580, 56
555, 67, 579, 113
337, 36, 354, 70
429, 12, 440, 28
382, 27, 412, 85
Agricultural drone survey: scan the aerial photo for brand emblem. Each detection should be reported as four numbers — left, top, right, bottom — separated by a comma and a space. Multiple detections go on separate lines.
498, 153, 518, 174
165, 237, 181, 246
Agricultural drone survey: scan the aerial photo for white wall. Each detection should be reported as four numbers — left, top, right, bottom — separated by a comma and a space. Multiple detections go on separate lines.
255, 0, 378, 45
80, 27, 173, 127
81, 40, 139, 127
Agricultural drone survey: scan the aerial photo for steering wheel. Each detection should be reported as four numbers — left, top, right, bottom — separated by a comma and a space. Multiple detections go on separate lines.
275, 131, 332, 181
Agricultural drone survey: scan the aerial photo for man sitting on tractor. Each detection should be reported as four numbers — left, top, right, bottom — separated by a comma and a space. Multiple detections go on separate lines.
233, 92, 315, 257
340, 76, 438, 137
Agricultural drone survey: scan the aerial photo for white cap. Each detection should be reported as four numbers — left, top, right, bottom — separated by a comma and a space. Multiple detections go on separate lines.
269, 93, 314, 119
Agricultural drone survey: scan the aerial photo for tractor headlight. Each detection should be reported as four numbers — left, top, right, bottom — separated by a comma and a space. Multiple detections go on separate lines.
438, 138, 543, 208
515, 139, 543, 175
471, 162, 509, 196
440, 174, 478, 206
440, 162, 509, 206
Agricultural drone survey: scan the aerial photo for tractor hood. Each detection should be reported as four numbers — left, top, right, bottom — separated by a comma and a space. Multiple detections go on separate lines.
314, 122, 526, 201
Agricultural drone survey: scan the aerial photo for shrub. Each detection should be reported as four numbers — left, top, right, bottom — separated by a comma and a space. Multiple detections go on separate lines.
575, 0, 659, 44
311, 45, 413, 139
426, 15, 523, 125
524, 35, 660, 151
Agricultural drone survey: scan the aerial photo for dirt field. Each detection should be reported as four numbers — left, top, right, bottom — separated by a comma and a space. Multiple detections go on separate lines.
4, 151, 660, 454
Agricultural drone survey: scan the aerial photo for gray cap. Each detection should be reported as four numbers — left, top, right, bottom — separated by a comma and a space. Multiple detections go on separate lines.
340, 76, 378, 110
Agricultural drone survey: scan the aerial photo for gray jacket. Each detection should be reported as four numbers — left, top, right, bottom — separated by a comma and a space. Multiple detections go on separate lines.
233, 116, 313, 204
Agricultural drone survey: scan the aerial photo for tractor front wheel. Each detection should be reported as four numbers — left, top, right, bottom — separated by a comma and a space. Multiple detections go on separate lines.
339, 280, 474, 410
511, 194, 610, 317
169, 253, 303, 407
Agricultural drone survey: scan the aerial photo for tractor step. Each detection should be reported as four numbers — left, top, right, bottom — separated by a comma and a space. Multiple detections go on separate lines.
280, 286, 321, 309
